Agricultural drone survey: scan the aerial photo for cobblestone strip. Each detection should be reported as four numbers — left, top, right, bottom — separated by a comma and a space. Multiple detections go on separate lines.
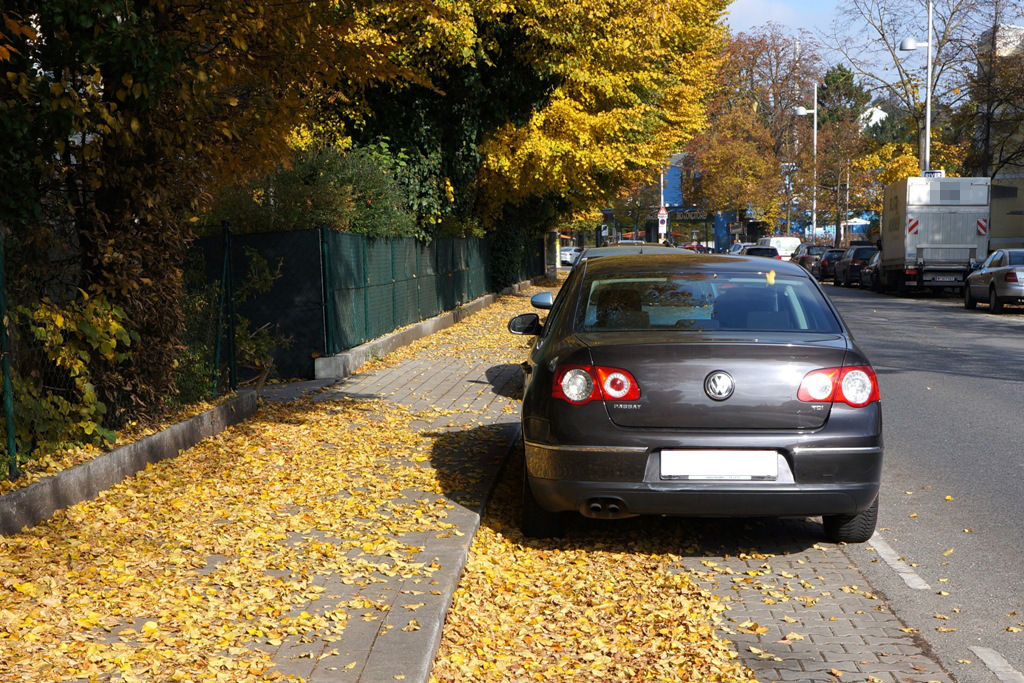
677, 517, 952, 683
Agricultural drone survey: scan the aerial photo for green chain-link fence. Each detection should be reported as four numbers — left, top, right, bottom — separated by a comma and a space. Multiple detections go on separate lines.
321, 233, 494, 354
1, 225, 544, 480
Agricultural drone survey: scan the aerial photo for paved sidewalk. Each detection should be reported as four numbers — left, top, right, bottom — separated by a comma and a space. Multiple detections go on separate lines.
261, 297, 534, 682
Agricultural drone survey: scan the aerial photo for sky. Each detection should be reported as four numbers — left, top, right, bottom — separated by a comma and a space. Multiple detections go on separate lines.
724, 0, 841, 37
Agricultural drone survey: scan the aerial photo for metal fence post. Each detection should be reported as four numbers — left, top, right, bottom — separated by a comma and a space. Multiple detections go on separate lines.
362, 237, 370, 343
0, 230, 18, 480
224, 222, 237, 391
319, 227, 337, 356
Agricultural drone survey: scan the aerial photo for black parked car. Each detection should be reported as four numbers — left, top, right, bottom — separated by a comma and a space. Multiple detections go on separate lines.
833, 246, 878, 287
790, 243, 829, 271
812, 248, 846, 281
859, 252, 883, 291
508, 253, 883, 543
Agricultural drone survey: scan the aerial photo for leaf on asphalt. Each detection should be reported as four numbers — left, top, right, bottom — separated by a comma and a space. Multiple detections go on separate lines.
1006, 626, 1021, 633
945, 495, 954, 501
943, 548, 955, 556
780, 631, 805, 642
829, 668, 843, 678
936, 626, 956, 632
402, 620, 421, 632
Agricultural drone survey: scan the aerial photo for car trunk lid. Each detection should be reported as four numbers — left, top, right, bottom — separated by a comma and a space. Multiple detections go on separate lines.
578, 332, 848, 430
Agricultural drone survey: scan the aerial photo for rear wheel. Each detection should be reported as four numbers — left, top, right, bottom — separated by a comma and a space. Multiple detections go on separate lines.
989, 287, 1004, 314
845, 271, 854, 287
964, 283, 977, 309
823, 496, 878, 544
521, 467, 567, 539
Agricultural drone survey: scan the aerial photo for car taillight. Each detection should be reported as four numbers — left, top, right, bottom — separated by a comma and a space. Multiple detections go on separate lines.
1005, 272, 1019, 283
905, 268, 918, 276
774, 255, 782, 259
798, 366, 880, 408
852, 260, 863, 266
552, 365, 640, 404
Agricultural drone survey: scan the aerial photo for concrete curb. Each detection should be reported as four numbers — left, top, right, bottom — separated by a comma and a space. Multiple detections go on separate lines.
0, 391, 260, 535
414, 424, 522, 683
361, 422, 522, 683
314, 278, 539, 381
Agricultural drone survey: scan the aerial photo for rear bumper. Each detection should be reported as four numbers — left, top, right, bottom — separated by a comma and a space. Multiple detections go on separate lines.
524, 428, 882, 518
995, 282, 1024, 301
528, 475, 879, 518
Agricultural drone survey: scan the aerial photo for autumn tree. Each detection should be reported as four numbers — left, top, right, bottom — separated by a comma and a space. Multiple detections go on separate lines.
686, 107, 783, 223
829, 0, 1000, 168
0, 0, 464, 423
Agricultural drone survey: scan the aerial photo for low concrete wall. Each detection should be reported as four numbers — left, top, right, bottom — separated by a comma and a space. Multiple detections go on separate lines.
0, 392, 260, 535
314, 277, 538, 381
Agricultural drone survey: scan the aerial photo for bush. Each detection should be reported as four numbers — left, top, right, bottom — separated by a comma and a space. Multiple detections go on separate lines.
4, 294, 138, 455
206, 146, 418, 238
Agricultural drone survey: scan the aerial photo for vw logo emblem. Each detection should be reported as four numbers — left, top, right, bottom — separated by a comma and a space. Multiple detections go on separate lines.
705, 371, 735, 401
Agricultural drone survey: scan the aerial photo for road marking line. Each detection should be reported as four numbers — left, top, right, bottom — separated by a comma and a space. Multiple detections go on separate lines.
970, 647, 1024, 683
869, 532, 931, 590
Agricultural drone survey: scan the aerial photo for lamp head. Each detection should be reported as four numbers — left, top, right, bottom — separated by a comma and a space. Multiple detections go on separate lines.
795, 106, 811, 116
899, 37, 918, 51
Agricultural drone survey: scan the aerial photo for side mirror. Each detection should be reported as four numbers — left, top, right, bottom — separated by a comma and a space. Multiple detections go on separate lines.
970, 262, 982, 270
530, 292, 554, 310
508, 313, 542, 336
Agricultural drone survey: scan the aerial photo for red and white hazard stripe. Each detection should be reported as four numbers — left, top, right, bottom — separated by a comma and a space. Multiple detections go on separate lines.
907, 218, 919, 235
977, 218, 989, 236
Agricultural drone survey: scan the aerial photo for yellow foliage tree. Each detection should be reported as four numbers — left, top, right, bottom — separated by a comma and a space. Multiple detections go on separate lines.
854, 141, 966, 212
476, 0, 728, 219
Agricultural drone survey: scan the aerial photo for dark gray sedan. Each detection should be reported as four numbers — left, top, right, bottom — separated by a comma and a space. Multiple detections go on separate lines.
508, 253, 882, 542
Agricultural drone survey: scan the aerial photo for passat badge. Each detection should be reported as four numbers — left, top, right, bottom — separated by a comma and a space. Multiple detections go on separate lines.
704, 371, 735, 401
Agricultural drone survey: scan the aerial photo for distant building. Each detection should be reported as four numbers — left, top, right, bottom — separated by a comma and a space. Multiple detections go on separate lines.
978, 24, 1024, 248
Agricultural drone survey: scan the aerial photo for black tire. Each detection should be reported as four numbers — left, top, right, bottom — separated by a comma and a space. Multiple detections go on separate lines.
521, 467, 567, 539
872, 273, 884, 293
845, 271, 854, 287
823, 496, 878, 544
989, 287, 1004, 314
964, 283, 977, 309
896, 276, 909, 296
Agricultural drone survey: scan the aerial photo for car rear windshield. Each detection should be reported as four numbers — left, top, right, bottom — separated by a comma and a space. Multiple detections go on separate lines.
745, 247, 778, 256
577, 272, 842, 333
824, 250, 844, 259
1009, 252, 1024, 266
807, 245, 828, 255
852, 247, 877, 259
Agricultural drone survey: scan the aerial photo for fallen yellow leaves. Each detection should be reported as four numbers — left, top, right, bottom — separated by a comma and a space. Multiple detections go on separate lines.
0, 283, 561, 682
430, 456, 754, 682
0, 393, 509, 681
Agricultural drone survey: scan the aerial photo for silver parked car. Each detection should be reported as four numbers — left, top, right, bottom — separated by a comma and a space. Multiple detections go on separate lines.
964, 249, 1024, 313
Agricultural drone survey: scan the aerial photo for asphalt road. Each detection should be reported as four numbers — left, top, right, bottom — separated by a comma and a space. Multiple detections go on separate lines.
828, 283, 1024, 683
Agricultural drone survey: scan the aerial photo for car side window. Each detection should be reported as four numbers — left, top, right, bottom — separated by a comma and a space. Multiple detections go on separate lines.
984, 251, 1001, 269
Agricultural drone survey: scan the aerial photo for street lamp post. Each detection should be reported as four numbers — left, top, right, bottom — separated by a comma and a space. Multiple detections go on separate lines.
795, 83, 818, 239
899, 0, 934, 172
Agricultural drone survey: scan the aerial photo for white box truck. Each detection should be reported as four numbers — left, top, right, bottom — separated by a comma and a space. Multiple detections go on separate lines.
880, 177, 991, 292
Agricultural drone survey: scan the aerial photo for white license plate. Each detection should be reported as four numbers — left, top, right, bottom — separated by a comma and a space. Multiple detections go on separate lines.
932, 276, 956, 282
660, 450, 778, 481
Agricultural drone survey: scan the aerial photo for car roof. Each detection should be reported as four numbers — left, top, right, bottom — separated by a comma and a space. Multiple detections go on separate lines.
581, 252, 810, 276
581, 245, 691, 259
